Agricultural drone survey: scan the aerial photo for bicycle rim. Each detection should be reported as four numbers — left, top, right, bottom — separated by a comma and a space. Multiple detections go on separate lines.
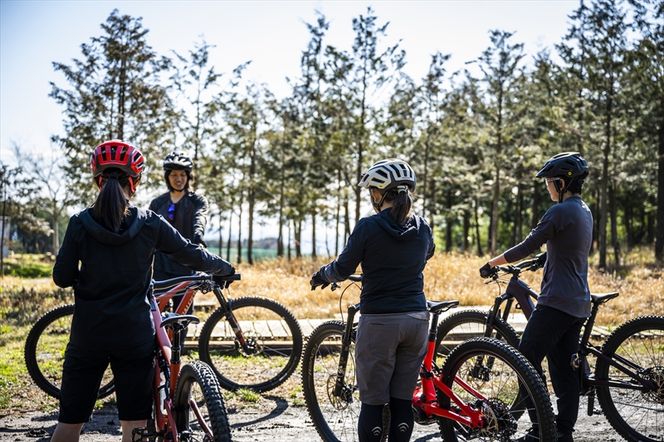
199, 297, 302, 392
302, 321, 360, 442
439, 338, 556, 441
174, 361, 231, 442
596, 316, 664, 442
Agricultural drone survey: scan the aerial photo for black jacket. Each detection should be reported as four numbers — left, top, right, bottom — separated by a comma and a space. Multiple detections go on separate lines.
53, 207, 233, 347
504, 196, 593, 318
320, 209, 435, 314
149, 191, 209, 279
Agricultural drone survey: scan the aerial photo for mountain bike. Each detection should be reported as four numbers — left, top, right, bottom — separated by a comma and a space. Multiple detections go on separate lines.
132, 279, 230, 442
302, 276, 556, 441
435, 255, 664, 442
25, 272, 303, 398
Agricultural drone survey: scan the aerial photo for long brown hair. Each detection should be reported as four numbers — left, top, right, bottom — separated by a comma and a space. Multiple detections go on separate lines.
93, 170, 130, 232
379, 186, 413, 225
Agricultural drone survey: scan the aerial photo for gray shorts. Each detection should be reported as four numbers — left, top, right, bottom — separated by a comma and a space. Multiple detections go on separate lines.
355, 311, 429, 405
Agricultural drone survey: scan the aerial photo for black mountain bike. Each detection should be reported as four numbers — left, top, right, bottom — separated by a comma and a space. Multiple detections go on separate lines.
435, 255, 664, 442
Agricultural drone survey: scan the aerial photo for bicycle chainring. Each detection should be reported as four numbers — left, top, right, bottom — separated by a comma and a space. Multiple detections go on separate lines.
234, 336, 263, 357
478, 398, 517, 441
639, 366, 664, 404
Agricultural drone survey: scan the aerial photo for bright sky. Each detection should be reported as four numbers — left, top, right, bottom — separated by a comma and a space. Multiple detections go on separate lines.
1, 0, 578, 248
1, 0, 578, 162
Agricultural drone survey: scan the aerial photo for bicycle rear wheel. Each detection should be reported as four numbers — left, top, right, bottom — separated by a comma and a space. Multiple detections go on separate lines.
435, 309, 520, 359
439, 337, 556, 441
198, 297, 303, 392
173, 360, 231, 442
24, 304, 114, 399
595, 315, 664, 442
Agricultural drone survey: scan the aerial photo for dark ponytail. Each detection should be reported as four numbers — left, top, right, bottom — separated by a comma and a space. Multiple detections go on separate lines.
382, 187, 413, 225
93, 171, 130, 232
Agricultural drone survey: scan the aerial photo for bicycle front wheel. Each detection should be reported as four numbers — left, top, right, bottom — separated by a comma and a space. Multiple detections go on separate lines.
24, 304, 114, 399
198, 297, 303, 392
173, 360, 231, 442
595, 315, 664, 442
439, 337, 556, 441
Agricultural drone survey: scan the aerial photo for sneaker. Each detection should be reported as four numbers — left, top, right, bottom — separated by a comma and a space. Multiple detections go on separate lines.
557, 432, 574, 442
515, 428, 539, 442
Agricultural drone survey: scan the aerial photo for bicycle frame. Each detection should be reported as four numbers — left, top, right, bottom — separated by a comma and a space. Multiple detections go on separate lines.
333, 299, 487, 431
412, 306, 486, 429
154, 273, 253, 353
134, 286, 215, 442
483, 263, 654, 416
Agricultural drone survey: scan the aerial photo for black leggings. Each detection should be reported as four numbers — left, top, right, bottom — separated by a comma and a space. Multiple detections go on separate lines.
358, 398, 414, 442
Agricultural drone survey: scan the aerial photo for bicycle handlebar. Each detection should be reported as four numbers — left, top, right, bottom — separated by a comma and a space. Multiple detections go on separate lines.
153, 272, 241, 291
491, 252, 546, 279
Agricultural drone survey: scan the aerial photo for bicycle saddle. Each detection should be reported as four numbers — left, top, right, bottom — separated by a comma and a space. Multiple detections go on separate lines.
160, 313, 200, 330
427, 300, 459, 314
590, 292, 619, 305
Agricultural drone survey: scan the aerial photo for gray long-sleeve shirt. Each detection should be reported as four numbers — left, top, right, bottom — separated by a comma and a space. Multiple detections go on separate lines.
504, 196, 593, 318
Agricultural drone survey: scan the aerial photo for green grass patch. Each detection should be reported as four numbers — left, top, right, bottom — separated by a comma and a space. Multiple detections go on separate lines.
234, 388, 261, 403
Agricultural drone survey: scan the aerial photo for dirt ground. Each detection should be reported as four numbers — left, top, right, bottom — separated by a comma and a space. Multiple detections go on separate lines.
0, 394, 628, 442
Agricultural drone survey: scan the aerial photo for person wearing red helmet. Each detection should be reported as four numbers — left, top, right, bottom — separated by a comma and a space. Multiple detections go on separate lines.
50, 140, 234, 442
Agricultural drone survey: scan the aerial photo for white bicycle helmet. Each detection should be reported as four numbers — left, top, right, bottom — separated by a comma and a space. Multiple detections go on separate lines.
358, 159, 416, 191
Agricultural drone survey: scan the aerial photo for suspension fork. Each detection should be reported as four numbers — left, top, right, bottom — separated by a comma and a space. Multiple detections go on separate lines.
334, 304, 359, 398
212, 286, 251, 349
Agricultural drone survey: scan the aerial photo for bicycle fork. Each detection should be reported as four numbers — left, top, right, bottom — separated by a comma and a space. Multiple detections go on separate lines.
334, 305, 359, 401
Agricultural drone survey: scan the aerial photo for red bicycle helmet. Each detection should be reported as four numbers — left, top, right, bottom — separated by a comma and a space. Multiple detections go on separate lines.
90, 140, 145, 193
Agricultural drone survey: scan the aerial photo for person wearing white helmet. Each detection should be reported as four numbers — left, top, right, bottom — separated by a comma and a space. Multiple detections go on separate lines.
311, 158, 435, 442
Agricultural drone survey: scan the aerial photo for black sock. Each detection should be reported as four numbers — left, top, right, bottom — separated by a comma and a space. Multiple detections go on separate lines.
388, 397, 414, 442
358, 403, 385, 442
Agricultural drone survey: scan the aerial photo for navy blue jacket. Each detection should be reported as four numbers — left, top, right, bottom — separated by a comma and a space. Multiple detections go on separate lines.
321, 209, 435, 314
504, 196, 593, 318
53, 207, 233, 347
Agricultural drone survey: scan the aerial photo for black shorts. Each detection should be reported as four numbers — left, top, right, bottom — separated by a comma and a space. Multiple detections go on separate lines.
58, 339, 155, 423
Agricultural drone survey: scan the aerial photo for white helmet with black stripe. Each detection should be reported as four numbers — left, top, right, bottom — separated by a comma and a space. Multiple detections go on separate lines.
358, 158, 416, 191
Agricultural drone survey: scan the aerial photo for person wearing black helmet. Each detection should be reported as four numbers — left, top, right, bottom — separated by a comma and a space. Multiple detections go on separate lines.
479, 152, 592, 442
310, 159, 435, 442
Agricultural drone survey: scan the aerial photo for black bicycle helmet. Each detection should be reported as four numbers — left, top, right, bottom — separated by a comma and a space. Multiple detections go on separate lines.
536, 152, 588, 180
163, 151, 193, 172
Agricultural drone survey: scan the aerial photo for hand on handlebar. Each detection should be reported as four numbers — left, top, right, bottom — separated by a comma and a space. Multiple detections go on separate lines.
310, 270, 330, 291
479, 262, 497, 279
213, 266, 236, 288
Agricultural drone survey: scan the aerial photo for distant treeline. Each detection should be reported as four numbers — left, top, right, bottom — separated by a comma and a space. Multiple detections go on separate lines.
1, 1, 662, 270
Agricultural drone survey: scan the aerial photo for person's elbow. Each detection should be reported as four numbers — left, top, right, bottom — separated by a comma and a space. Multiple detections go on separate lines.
52, 270, 73, 288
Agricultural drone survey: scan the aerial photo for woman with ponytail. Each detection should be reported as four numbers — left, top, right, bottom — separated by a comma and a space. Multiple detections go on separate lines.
310, 158, 435, 442
50, 140, 234, 442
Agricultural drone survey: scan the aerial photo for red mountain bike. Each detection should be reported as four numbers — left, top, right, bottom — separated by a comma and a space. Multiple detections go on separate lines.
302, 276, 556, 441
131, 278, 231, 441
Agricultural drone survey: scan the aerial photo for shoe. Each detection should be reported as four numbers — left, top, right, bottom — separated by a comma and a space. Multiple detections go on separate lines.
515, 428, 538, 442
557, 432, 574, 442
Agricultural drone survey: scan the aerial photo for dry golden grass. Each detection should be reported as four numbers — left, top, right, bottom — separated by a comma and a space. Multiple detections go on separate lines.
207, 253, 663, 326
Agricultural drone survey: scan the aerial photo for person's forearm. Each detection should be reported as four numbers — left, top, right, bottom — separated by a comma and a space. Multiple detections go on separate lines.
488, 254, 508, 267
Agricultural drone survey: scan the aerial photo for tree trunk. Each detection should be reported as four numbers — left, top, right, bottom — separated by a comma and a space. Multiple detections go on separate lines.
247, 130, 257, 265
236, 191, 244, 264
226, 210, 233, 262
287, 219, 292, 261
624, 200, 633, 250
335, 168, 341, 256
277, 163, 285, 257
531, 180, 541, 229
655, 114, 664, 262
295, 219, 302, 258
598, 93, 612, 269
311, 211, 317, 258
462, 210, 470, 252
344, 191, 351, 240
609, 182, 620, 268
474, 197, 483, 256
218, 211, 223, 256
490, 165, 500, 255
445, 189, 453, 252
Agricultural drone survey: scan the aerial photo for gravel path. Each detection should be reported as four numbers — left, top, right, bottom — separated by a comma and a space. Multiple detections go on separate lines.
0, 396, 628, 441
